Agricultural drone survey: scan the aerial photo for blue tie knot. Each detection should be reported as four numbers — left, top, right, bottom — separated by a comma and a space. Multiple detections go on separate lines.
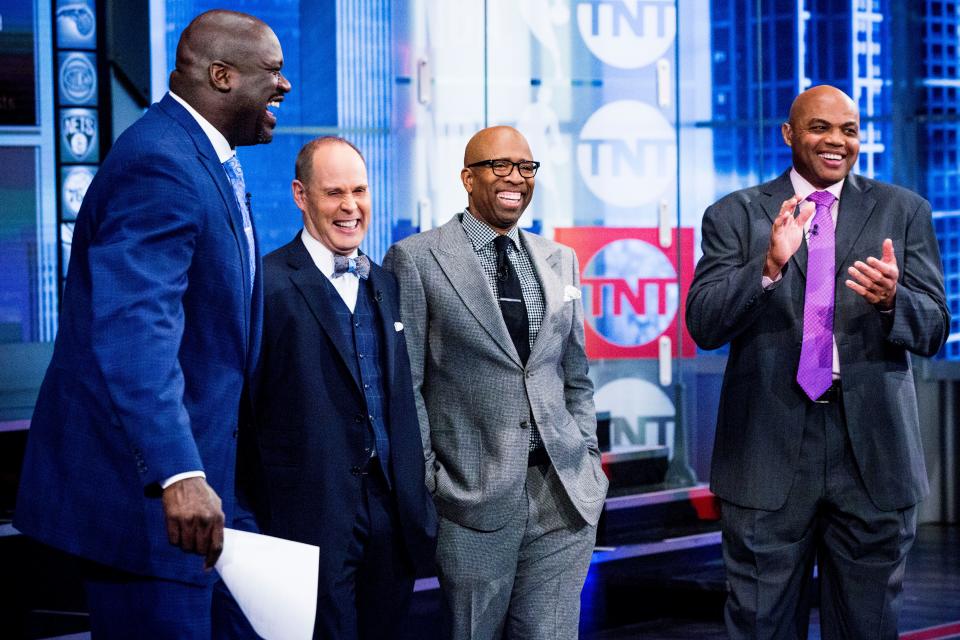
333, 254, 370, 280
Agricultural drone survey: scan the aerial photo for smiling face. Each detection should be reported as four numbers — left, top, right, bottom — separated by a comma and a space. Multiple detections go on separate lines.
461, 126, 535, 233
293, 141, 370, 255
782, 86, 860, 189
227, 25, 291, 147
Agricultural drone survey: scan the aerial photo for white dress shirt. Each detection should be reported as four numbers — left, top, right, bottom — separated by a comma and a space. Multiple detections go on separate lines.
301, 228, 362, 312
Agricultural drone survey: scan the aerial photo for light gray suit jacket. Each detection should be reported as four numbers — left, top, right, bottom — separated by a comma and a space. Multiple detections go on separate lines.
384, 214, 609, 532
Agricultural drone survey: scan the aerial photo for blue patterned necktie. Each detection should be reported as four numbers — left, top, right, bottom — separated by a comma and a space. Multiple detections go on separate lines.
333, 254, 370, 280
797, 190, 837, 401
222, 155, 256, 289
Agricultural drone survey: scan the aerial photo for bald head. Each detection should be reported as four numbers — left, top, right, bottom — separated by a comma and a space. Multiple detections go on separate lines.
782, 85, 860, 189
170, 11, 269, 94
461, 126, 535, 233
787, 85, 858, 127
168, 10, 290, 148
463, 126, 532, 167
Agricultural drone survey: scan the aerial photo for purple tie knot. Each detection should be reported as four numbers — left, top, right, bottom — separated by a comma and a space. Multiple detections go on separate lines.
806, 190, 836, 208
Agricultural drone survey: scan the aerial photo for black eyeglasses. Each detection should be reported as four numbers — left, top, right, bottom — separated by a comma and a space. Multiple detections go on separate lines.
466, 159, 541, 178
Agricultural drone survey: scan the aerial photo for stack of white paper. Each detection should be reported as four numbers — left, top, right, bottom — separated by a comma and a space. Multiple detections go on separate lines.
215, 528, 319, 640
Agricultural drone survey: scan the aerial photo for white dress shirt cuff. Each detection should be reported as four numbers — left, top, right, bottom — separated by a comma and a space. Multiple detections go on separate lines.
161, 470, 206, 490
761, 271, 783, 289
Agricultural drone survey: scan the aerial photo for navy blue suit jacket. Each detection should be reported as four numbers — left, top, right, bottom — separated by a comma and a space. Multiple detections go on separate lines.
15, 94, 262, 584
687, 171, 949, 512
239, 233, 436, 597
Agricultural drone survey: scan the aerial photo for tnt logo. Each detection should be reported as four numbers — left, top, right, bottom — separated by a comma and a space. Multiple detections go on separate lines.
576, 0, 676, 69
554, 227, 694, 359
595, 377, 674, 453
577, 100, 675, 208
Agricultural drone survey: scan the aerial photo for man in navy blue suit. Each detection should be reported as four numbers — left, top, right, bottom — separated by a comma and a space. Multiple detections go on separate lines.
15, 10, 290, 638
239, 137, 437, 639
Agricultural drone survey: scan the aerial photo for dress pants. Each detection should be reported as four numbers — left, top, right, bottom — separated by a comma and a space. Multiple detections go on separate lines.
314, 460, 415, 640
721, 393, 917, 640
436, 462, 597, 640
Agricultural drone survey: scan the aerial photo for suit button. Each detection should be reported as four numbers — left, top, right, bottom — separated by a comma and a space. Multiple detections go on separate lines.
525, 371, 532, 378
354, 320, 361, 327
359, 353, 365, 359
350, 466, 363, 476
520, 421, 529, 429
354, 415, 363, 423
368, 415, 374, 422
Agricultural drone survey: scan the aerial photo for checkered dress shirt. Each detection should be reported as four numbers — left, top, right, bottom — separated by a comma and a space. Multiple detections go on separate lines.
460, 209, 545, 451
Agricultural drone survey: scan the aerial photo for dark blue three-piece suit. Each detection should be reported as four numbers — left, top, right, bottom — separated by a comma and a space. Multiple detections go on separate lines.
239, 233, 437, 639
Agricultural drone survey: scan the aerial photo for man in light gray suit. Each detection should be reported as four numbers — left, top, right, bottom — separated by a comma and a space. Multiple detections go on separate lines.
384, 126, 608, 640
687, 86, 949, 639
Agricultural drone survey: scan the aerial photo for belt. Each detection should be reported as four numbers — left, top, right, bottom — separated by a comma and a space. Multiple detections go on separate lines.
814, 380, 842, 404
527, 447, 550, 467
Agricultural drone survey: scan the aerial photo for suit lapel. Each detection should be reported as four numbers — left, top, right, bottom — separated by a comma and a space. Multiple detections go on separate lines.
758, 171, 808, 277
159, 95, 255, 355
285, 236, 362, 389
523, 232, 563, 364
432, 217, 523, 367
834, 175, 877, 275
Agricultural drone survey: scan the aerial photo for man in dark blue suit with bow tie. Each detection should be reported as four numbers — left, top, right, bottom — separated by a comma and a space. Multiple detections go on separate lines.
239, 137, 436, 639
15, 10, 290, 638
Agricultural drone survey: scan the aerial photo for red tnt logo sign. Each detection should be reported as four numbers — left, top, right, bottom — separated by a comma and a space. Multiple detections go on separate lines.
553, 227, 695, 359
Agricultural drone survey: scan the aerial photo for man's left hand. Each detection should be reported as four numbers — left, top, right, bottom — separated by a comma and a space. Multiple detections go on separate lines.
846, 238, 898, 310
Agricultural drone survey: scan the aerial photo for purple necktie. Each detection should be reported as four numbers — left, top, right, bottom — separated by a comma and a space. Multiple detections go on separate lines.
797, 190, 837, 401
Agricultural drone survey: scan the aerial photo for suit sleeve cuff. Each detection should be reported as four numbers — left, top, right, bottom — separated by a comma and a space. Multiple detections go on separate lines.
161, 470, 206, 489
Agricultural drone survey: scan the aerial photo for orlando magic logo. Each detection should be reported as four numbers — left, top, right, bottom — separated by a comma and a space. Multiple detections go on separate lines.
582, 238, 678, 347
576, 0, 675, 69
60, 109, 98, 163
57, 0, 97, 49
59, 53, 97, 106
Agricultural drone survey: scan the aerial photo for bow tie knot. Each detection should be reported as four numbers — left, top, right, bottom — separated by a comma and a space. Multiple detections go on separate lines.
333, 254, 370, 280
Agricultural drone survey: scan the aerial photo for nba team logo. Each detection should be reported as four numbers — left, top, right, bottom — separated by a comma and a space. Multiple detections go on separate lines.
595, 377, 675, 452
60, 108, 99, 163
576, 0, 676, 69
554, 227, 694, 359
57, 0, 97, 49
59, 52, 97, 106
61, 166, 96, 219
577, 100, 675, 208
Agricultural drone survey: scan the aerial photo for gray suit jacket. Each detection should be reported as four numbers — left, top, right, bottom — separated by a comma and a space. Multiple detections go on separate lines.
686, 171, 949, 512
384, 214, 609, 531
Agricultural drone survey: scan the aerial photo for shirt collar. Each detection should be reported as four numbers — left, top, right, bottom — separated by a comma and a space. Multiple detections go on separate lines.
300, 227, 359, 277
461, 208, 521, 251
169, 91, 233, 164
789, 168, 844, 203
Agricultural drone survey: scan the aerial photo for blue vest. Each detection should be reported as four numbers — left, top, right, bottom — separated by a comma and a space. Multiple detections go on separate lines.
329, 280, 392, 485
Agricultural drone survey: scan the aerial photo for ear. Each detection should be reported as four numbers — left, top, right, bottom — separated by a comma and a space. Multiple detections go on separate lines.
292, 179, 307, 210
209, 61, 232, 92
461, 167, 473, 194
781, 122, 793, 147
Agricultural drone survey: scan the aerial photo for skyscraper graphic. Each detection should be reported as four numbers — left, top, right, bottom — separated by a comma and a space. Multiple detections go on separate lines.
923, 0, 960, 358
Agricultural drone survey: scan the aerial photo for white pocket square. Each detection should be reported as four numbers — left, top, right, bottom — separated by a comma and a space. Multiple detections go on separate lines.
563, 285, 582, 302
394, 322, 404, 332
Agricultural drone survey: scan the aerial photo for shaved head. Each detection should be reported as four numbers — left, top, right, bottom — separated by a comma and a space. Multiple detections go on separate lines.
787, 85, 858, 127
169, 11, 270, 94
463, 126, 530, 167
168, 10, 290, 148
782, 85, 860, 188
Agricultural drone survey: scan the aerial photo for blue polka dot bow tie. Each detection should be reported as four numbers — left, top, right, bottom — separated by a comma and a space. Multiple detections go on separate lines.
333, 254, 370, 280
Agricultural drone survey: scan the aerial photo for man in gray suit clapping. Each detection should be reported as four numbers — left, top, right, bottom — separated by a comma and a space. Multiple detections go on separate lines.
385, 126, 608, 640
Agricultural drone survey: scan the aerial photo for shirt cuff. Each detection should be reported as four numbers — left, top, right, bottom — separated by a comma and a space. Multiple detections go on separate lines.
161, 470, 206, 490
761, 272, 783, 289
